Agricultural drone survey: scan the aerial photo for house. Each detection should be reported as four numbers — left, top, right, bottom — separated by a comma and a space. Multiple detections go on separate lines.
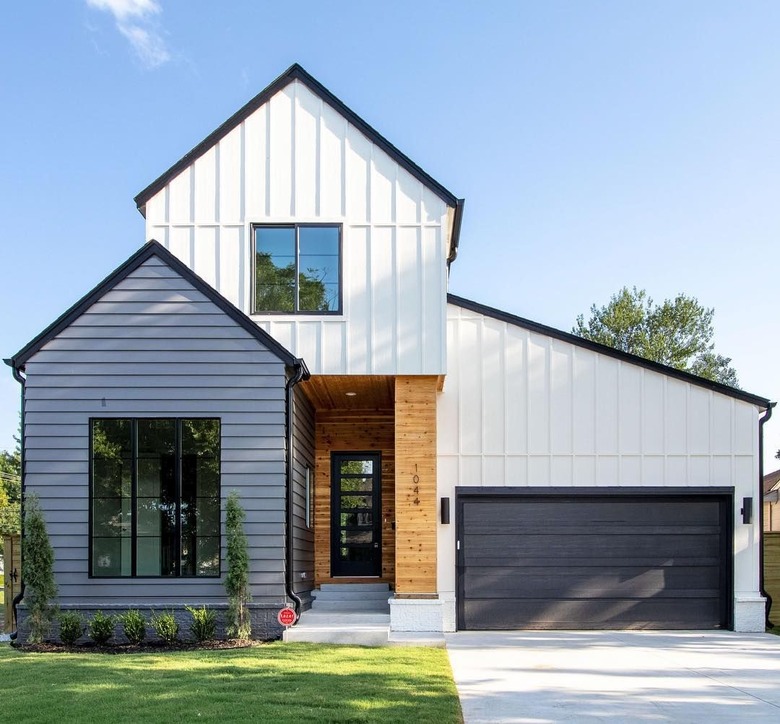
6, 64, 773, 640
764, 469, 780, 531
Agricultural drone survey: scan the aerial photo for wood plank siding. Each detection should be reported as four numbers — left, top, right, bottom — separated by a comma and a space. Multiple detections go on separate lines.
312, 409, 395, 585
765, 533, 780, 615
22, 257, 291, 606
394, 376, 438, 594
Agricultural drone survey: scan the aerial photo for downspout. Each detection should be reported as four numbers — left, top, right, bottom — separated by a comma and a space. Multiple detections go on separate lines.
4, 359, 25, 641
284, 359, 309, 623
759, 401, 776, 628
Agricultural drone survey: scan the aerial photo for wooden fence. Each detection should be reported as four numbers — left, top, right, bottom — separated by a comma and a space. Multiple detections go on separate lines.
766, 533, 780, 622
3, 535, 20, 633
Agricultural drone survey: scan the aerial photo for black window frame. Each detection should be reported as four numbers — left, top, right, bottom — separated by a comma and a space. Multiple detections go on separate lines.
252, 222, 343, 315
88, 417, 222, 579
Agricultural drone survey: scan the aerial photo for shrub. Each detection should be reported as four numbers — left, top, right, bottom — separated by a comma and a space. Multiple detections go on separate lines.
225, 491, 251, 639
88, 611, 115, 645
186, 605, 217, 642
23, 493, 58, 643
118, 609, 147, 645
58, 611, 85, 646
150, 610, 179, 644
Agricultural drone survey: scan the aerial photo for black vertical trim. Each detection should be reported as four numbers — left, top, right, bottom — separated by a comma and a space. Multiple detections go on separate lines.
174, 420, 183, 577
130, 420, 138, 578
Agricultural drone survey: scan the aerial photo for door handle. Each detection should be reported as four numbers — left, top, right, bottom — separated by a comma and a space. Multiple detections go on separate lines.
373, 542, 379, 549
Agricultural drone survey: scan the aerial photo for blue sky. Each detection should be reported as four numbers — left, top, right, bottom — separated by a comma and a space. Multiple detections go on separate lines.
1, 1, 779, 466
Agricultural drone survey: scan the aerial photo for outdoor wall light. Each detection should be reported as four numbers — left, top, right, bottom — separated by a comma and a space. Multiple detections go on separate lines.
741, 497, 753, 525
441, 497, 450, 524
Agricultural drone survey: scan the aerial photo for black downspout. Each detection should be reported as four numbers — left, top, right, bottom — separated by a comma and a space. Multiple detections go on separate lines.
284, 359, 309, 623
759, 402, 776, 628
4, 359, 25, 641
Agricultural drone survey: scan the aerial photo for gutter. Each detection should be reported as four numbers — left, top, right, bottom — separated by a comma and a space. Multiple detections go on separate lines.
446, 199, 465, 270
759, 402, 776, 627
3, 359, 25, 641
284, 358, 310, 623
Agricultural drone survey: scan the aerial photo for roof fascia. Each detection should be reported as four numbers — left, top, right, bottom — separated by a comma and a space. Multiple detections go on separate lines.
447, 293, 772, 408
134, 64, 460, 213
10, 241, 299, 370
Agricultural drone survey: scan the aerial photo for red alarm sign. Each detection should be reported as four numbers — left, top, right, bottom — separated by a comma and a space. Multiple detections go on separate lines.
278, 607, 297, 626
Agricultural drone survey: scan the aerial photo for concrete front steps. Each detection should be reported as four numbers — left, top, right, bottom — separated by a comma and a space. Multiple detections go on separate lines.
282, 583, 445, 646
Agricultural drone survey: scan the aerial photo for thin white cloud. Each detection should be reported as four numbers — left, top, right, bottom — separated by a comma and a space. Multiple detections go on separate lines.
86, 0, 170, 69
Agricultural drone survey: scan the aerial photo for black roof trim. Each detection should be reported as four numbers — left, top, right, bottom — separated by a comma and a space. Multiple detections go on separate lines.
447, 199, 465, 267
10, 241, 301, 370
134, 63, 461, 214
448, 294, 771, 408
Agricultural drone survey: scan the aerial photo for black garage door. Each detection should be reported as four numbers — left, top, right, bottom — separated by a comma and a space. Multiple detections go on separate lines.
457, 490, 732, 630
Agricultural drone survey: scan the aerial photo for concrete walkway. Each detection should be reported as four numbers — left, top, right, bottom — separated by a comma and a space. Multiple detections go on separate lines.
445, 631, 780, 723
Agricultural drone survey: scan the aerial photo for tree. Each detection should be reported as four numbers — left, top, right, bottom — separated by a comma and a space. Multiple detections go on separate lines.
23, 493, 58, 643
255, 252, 333, 312
573, 287, 738, 386
0, 426, 22, 550
225, 491, 251, 639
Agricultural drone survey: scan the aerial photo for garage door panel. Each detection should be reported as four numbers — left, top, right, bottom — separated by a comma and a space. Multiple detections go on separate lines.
462, 597, 722, 630
457, 493, 730, 630
464, 566, 721, 598
463, 533, 722, 560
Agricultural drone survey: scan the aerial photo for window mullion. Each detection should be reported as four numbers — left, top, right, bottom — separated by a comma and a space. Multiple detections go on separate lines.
294, 225, 300, 312
175, 419, 183, 577
131, 420, 137, 578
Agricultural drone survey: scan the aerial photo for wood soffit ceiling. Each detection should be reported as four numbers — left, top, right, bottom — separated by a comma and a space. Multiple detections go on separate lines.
301, 375, 395, 411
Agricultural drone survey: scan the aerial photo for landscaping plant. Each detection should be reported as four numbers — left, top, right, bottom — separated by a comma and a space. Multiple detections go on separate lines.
87, 611, 115, 645
57, 611, 85, 646
118, 609, 147, 645
22, 493, 58, 643
225, 491, 252, 639
150, 610, 179, 644
186, 605, 217, 642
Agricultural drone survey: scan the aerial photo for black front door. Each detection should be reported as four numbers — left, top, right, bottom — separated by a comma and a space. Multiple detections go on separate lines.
331, 453, 382, 577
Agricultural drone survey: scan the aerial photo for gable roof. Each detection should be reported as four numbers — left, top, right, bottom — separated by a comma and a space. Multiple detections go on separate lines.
6, 241, 307, 373
134, 64, 465, 261
448, 294, 771, 408
764, 469, 780, 495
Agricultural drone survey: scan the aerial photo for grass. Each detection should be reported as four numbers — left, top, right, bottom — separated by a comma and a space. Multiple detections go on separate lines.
0, 643, 462, 723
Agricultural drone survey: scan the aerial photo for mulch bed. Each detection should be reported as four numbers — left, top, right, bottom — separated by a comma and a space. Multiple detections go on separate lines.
14, 638, 260, 654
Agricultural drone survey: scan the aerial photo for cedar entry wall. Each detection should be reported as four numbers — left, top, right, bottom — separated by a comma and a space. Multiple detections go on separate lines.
305, 375, 439, 591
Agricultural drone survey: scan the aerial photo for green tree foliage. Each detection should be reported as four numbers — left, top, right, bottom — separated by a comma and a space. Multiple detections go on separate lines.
23, 493, 58, 643
225, 491, 251, 639
255, 252, 332, 312
0, 425, 22, 541
573, 287, 739, 387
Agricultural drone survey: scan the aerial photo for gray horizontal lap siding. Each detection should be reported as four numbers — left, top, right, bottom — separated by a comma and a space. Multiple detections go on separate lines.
23, 257, 289, 606
291, 387, 315, 600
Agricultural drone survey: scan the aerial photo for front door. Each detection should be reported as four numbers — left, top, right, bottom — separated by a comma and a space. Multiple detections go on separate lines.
331, 453, 382, 577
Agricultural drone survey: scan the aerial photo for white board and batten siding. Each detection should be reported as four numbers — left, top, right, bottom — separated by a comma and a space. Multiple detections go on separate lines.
144, 79, 450, 375
438, 302, 763, 611
23, 257, 290, 606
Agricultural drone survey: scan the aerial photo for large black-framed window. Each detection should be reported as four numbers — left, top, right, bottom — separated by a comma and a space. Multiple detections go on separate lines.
90, 418, 221, 578
253, 224, 342, 314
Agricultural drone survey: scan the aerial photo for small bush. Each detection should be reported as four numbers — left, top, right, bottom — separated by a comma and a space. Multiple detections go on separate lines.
226, 491, 251, 639
58, 611, 85, 646
150, 610, 179, 644
186, 605, 217, 642
118, 609, 147, 645
87, 611, 115, 645
23, 494, 58, 643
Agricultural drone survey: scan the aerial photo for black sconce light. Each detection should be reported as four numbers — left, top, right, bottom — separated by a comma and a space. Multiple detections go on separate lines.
741, 497, 753, 525
440, 497, 450, 525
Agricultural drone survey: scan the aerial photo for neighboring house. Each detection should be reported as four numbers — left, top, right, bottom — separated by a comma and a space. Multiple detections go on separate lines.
764, 469, 780, 532
6, 64, 773, 639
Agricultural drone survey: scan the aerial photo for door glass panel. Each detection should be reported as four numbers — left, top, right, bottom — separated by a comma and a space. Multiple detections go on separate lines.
340, 459, 372, 475
341, 495, 372, 509
340, 530, 373, 545
340, 512, 373, 527
340, 477, 373, 492
340, 547, 373, 562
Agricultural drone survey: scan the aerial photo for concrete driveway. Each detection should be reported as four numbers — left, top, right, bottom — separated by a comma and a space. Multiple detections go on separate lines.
445, 631, 780, 723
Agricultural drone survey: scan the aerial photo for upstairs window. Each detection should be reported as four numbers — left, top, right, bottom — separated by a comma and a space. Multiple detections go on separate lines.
90, 418, 221, 578
253, 224, 341, 314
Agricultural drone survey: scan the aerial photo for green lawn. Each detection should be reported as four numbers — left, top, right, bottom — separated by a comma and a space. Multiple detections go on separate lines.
0, 643, 462, 723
